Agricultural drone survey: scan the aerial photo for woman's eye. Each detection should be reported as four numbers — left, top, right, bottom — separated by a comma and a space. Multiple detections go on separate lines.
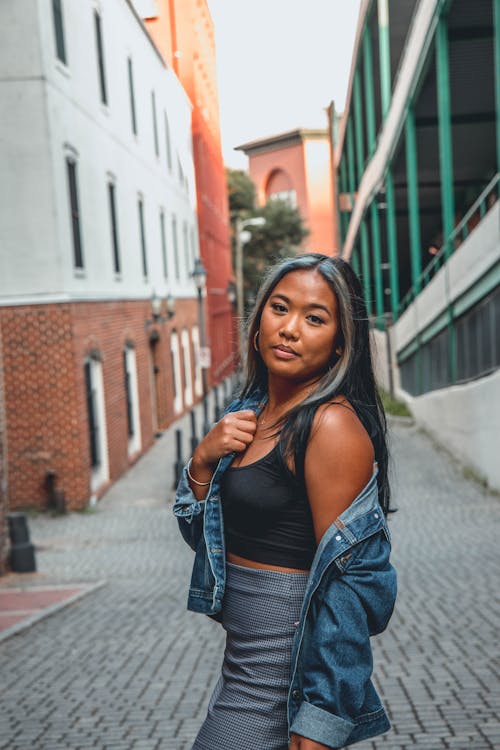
308, 314, 324, 325
271, 302, 287, 313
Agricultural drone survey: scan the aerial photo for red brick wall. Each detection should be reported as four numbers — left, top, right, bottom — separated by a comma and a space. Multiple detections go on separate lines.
1, 298, 199, 511
192, 123, 237, 382
145, 1, 237, 384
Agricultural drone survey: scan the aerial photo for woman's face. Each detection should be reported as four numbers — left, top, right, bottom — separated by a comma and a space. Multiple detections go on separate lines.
258, 269, 341, 385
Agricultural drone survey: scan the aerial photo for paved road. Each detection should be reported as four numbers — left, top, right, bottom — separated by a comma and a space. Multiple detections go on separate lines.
0, 417, 499, 750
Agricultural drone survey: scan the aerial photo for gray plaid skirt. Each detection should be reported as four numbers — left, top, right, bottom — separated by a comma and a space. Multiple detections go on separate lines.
191, 561, 308, 750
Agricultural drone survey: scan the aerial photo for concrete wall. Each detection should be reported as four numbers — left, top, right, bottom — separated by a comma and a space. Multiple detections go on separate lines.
386, 199, 500, 492
405, 369, 500, 492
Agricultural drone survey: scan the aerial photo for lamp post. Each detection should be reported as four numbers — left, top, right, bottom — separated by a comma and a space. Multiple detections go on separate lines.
234, 216, 266, 359
192, 257, 210, 435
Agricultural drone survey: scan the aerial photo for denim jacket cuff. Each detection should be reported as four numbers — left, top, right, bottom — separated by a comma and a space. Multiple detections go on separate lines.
290, 701, 355, 748
172, 465, 204, 521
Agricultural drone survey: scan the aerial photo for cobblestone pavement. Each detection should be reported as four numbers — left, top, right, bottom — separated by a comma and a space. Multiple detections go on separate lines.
0, 416, 499, 750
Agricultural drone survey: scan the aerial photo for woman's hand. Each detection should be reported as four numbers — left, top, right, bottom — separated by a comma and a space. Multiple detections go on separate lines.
289, 734, 331, 750
188, 410, 257, 495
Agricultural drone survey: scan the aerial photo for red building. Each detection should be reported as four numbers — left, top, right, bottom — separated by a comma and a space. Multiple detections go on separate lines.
236, 128, 338, 254
145, 1, 236, 383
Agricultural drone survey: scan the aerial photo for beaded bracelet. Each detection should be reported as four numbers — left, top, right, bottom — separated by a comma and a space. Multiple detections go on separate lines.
187, 457, 212, 486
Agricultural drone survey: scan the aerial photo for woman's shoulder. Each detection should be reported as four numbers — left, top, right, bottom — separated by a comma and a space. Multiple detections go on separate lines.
308, 396, 374, 463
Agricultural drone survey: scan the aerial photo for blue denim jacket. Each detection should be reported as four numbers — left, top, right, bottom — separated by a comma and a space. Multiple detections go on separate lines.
173, 390, 397, 748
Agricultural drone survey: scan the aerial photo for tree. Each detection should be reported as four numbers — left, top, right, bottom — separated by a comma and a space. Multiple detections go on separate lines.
226, 168, 256, 213
241, 199, 309, 306
225, 169, 309, 310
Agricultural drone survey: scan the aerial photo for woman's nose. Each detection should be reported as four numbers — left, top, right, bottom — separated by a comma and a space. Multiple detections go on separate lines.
279, 316, 300, 340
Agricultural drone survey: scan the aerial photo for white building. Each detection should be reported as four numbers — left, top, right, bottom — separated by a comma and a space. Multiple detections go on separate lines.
0, 0, 205, 510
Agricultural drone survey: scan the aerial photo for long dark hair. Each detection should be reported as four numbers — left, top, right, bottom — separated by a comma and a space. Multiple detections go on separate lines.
241, 253, 391, 514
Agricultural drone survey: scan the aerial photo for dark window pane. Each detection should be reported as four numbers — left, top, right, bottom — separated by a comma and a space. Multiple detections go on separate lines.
52, 0, 67, 64
94, 11, 107, 105
164, 112, 172, 171
152, 91, 159, 156
108, 182, 120, 273
84, 361, 100, 468
138, 198, 148, 277
160, 210, 168, 279
123, 350, 134, 437
128, 57, 137, 135
66, 158, 83, 268
172, 215, 180, 280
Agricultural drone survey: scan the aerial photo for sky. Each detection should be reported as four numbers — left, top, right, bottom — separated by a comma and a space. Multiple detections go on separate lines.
206, 0, 362, 170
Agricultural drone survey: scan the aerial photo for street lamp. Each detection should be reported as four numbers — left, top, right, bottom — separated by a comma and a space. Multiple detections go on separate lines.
234, 216, 266, 359
192, 257, 210, 435
235, 216, 266, 324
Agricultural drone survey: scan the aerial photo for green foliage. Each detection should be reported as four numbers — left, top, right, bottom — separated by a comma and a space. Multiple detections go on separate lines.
241, 200, 309, 306
226, 168, 256, 213
225, 169, 309, 309
380, 390, 412, 417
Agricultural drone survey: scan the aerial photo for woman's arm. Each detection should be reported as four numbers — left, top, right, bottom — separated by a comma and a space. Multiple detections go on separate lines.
289, 402, 387, 750
305, 401, 374, 544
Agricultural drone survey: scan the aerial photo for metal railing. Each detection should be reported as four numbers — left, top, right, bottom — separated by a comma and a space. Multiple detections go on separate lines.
399, 172, 499, 314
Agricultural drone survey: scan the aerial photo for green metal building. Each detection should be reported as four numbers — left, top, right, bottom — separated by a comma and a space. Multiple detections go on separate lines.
335, 0, 500, 489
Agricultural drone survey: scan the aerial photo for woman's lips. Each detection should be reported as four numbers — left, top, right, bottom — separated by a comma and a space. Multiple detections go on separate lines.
273, 345, 299, 359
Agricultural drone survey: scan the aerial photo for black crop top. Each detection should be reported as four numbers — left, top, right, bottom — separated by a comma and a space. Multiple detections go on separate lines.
221, 443, 317, 570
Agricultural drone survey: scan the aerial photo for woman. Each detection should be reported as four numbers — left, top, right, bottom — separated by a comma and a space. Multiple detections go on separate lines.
174, 253, 397, 750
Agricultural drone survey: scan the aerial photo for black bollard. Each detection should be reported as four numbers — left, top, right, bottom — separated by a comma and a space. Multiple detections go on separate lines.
202, 394, 210, 436
173, 429, 184, 488
190, 410, 198, 454
214, 386, 221, 423
8, 513, 36, 573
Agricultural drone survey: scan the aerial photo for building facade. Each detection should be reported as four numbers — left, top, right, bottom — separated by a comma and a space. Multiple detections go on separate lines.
336, 0, 500, 489
0, 0, 204, 509
143, 0, 237, 383
236, 129, 338, 253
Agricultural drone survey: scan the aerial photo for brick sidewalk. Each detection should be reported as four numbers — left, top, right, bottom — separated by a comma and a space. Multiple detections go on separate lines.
0, 582, 105, 641
0, 416, 499, 749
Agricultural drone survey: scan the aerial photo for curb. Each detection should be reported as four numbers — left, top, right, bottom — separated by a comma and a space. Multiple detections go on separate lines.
387, 414, 415, 426
0, 580, 107, 644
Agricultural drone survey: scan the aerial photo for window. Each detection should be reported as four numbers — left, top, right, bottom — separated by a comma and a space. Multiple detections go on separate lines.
172, 215, 180, 280
160, 209, 168, 279
181, 329, 193, 406
269, 189, 297, 207
127, 57, 137, 135
84, 360, 100, 468
94, 10, 107, 105
123, 346, 142, 455
164, 112, 172, 171
138, 197, 148, 278
170, 331, 183, 414
189, 226, 197, 271
52, 0, 67, 64
66, 157, 84, 269
399, 285, 500, 396
84, 356, 109, 490
151, 91, 159, 157
108, 181, 120, 274
182, 221, 189, 276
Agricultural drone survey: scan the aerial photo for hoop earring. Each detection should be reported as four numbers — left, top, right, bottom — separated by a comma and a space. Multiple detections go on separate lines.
253, 331, 260, 352
329, 348, 343, 370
